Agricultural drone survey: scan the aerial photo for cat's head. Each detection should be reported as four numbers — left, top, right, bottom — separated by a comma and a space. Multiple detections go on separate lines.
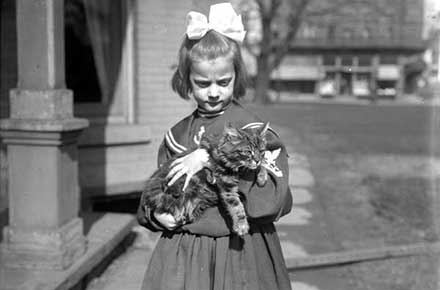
217, 122, 269, 171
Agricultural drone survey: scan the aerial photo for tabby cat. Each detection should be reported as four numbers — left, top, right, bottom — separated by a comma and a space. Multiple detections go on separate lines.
141, 122, 269, 236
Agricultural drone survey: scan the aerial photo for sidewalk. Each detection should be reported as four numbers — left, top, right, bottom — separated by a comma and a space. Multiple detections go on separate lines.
243, 91, 439, 107
86, 130, 355, 290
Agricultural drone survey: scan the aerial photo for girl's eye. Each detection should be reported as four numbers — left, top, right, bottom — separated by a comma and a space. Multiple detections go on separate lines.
218, 79, 232, 87
195, 81, 210, 88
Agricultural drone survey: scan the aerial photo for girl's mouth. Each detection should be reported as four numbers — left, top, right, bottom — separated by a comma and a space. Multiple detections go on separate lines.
206, 101, 221, 107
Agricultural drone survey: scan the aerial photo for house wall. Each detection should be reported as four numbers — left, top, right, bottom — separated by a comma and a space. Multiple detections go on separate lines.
135, 0, 217, 170
0, 0, 224, 209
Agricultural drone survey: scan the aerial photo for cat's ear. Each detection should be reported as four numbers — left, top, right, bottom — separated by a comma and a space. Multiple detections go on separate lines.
260, 122, 270, 137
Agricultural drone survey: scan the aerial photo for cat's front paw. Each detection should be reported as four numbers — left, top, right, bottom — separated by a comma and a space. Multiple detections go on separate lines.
234, 220, 250, 237
256, 169, 268, 187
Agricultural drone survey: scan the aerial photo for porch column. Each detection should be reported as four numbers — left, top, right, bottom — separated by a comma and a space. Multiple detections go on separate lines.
0, 0, 88, 270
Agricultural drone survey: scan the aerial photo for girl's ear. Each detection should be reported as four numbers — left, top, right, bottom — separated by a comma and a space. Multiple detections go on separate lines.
260, 122, 270, 137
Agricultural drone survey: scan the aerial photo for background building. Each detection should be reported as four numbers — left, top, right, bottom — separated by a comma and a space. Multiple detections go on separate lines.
269, 0, 426, 100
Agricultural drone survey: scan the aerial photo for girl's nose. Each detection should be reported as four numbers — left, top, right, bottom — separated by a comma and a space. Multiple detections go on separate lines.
208, 85, 219, 98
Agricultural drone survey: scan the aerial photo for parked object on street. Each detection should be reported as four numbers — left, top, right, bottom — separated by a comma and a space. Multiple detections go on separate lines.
377, 87, 397, 99
318, 79, 336, 98
353, 80, 371, 99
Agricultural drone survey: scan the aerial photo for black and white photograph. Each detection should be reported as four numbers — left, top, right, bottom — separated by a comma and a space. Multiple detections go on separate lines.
1, 0, 439, 289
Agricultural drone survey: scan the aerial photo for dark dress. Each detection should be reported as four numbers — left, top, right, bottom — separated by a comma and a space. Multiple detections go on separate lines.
137, 100, 293, 290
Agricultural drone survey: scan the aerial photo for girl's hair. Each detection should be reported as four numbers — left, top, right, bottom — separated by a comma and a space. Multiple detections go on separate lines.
171, 30, 247, 100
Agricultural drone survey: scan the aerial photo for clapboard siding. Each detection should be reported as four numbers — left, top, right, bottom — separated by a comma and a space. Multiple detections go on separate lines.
135, 0, 192, 140
135, 0, 219, 138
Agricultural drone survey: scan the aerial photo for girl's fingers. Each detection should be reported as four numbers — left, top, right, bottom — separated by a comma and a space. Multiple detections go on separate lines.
167, 169, 187, 186
166, 163, 184, 179
182, 174, 192, 191
167, 149, 208, 188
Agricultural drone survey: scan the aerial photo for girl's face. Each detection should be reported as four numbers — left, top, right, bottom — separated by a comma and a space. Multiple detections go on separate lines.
189, 56, 235, 113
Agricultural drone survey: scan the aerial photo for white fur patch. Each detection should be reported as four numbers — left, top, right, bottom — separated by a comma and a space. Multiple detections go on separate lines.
263, 148, 283, 177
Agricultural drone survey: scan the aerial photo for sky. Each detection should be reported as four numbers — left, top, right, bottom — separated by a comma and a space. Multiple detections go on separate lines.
424, 0, 440, 37
425, 0, 440, 24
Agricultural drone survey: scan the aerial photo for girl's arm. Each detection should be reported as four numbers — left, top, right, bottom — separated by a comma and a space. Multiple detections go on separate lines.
137, 140, 179, 231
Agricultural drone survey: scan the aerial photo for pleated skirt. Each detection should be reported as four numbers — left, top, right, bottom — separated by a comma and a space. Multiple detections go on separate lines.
141, 224, 292, 290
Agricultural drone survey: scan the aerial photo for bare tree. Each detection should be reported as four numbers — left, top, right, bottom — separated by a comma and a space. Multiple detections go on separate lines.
236, 0, 347, 104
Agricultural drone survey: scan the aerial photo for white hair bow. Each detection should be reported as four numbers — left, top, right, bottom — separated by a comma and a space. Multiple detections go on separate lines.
186, 3, 246, 43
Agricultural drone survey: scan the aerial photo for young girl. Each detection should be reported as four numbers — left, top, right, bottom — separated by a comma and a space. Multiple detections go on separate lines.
137, 3, 293, 289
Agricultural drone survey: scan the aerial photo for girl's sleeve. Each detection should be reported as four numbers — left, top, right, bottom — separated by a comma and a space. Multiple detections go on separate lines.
239, 132, 293, 224
136, 140, 172, 232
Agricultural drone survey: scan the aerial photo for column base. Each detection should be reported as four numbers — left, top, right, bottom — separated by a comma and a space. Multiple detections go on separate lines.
1, 217, 86, 270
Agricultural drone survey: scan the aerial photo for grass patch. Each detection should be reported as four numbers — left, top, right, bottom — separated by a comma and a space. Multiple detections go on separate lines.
363, 175, 437, 242
250, 103, 438, 289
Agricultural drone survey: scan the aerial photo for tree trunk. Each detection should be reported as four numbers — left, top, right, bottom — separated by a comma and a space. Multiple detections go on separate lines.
254, 58, 272, 104
253, 1, 273, 105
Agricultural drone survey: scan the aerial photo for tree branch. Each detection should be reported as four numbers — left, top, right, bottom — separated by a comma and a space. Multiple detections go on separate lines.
255, 0, 275, 60
269, 0, 310, 70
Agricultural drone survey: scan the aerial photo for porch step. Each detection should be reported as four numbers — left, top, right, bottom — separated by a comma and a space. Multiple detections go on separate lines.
0, 212, 136, 290
86, 226, 160, 290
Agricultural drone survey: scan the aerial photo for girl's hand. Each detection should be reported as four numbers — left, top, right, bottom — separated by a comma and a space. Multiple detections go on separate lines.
166, 148, 210, 190
153, 212, 179, 230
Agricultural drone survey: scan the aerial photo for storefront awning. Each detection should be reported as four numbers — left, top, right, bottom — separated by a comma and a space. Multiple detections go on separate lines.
271, 66, 323, 80
377, 65, 400, 80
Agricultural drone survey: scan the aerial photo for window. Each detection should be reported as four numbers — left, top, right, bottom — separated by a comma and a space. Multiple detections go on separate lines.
327, 24, 336, 41
357, 55, 371, 66
65, 0, 101, 103
356, 73, 371, 81
323, 54, 336, 66
65, 0, 134, 123
341, 54, 353, 66
380, 54, 397, 65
